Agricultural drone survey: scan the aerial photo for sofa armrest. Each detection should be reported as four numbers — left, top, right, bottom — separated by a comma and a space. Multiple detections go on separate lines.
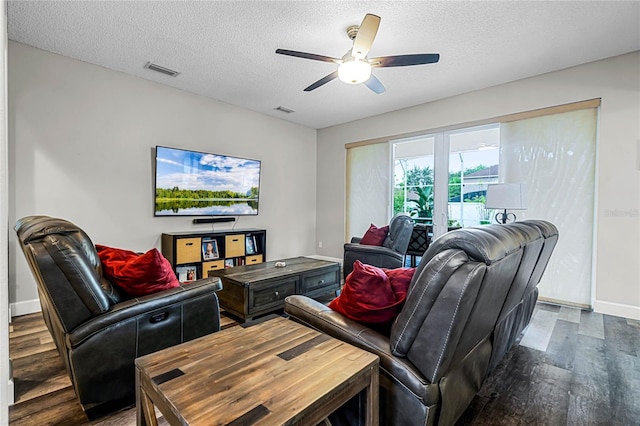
68, 277, 222, 348
344, 243, 403, 258
343, 243, 406, 277
284, 295, 437, 403
285, 294, 388, 351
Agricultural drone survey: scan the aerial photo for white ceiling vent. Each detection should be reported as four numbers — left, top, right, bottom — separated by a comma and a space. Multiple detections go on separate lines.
274, 106, 295, 114
144, 62, 180, 77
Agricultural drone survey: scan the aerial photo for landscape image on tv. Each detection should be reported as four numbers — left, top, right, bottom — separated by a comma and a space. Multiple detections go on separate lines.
154, 146, 261, 216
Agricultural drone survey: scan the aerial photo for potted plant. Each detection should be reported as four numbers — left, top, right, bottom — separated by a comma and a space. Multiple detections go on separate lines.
407, 186, 434, 225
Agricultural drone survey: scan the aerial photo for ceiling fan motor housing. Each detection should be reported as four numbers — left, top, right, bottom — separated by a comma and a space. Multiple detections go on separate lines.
346, 25, 359, 40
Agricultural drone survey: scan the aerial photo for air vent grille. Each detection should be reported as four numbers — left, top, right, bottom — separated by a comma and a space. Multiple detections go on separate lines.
274, 106, 295, 114
144, 62, 180, 77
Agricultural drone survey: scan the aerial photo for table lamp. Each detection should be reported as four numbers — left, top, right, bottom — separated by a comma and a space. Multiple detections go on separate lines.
485, 183, 528, 224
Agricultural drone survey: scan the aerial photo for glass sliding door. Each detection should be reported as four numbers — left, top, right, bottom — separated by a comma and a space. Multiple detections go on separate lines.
446, 125, 500, 229
393, 126, 500, 231
391, 106, 596, 307
392, 136, 436, 266
392, 136, 436, 225
392, 125, 500, 264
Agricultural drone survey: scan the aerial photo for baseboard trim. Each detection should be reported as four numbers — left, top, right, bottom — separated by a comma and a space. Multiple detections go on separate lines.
305, 255, 342, 264
7, 378, 13, 406
10, 299, 41, 318
537, 296, 591, 310
594, 299, 640, 320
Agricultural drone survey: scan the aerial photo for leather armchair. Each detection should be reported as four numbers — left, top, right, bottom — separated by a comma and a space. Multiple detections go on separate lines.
286, 220, 558, 425
14, 216, 222, 418
343, 213, 413, 278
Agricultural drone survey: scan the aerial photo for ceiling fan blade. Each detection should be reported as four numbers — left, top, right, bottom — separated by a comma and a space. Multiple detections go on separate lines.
364, 74, 386, 94
304, 71, 339, 92
352, 14, 381, 59
370, 53, 440, 67
275, 49, 340, 63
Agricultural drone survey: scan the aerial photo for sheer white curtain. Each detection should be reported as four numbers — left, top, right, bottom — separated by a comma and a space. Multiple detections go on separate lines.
345, 142, 390, 241
501, 108, 597, 306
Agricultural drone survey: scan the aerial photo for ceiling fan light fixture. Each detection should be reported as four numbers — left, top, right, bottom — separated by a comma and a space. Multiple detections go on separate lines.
338, 59, 371, 84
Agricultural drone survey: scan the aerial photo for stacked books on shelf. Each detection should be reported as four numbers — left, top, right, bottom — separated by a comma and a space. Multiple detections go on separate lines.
224, 258, 246, 268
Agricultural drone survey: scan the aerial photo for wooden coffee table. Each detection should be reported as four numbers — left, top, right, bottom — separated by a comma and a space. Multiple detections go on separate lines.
209, 256, 341, 322
135, 316, 379, 425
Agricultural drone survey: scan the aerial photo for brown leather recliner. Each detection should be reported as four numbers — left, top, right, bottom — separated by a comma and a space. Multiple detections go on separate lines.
14, 216, 223, 418
285, 220, 558, 425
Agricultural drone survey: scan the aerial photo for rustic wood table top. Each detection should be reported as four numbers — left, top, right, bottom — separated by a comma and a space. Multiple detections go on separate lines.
135, 316, 379, 426
208, 256, 340, 284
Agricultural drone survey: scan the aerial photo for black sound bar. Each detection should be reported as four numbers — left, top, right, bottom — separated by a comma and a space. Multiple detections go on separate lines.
193, 217, 236, 224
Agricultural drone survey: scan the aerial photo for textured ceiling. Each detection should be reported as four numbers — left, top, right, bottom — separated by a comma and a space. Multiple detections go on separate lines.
7, 1, 640, 129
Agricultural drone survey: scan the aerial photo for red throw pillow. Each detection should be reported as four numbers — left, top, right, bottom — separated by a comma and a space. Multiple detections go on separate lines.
329, 261, 404, 326
382, 267, 416, 305
96, 245, 180, 297
360, 224, 389, 246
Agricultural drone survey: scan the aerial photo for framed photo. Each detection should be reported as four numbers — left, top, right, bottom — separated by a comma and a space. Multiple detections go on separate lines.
245, 235, 256, 255
202, 238, 219, 260
176, 266, 197, 283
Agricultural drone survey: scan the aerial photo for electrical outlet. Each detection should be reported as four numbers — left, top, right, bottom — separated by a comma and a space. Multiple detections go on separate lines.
318, 241, 323, 248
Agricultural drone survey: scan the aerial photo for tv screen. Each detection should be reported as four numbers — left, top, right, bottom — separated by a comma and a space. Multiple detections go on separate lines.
154, 146, 261, 217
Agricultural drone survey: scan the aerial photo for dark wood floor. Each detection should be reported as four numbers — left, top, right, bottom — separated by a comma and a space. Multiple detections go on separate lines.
8, 313, 238, 425
458, 303, 640, 425
8, 303, 640, 425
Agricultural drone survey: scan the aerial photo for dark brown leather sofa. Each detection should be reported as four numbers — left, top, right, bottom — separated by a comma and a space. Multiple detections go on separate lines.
285, 220, 558, 425
14, 216, 223, 417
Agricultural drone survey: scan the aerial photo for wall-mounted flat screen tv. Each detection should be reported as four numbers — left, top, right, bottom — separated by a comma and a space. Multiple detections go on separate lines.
154, 146, 261, 216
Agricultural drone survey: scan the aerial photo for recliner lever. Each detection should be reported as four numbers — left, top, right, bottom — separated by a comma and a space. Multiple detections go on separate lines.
150, 312, 169, 323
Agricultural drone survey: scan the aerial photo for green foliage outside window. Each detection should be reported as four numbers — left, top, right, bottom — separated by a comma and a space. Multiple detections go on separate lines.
395, 164, 494, 221
394, 165, 434, 221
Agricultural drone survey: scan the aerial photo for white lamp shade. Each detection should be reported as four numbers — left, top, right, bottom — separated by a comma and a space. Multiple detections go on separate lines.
485, 183, 528, 210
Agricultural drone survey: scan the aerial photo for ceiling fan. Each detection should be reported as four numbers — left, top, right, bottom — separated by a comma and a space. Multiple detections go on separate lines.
275, 13, 440, 94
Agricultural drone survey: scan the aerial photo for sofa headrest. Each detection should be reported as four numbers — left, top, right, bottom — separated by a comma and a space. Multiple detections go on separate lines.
520, 220, 558, 240
478, 222, 542, 249
15, 215, 118, 319
16, 216, 87, 244
16, 216, 102, 271
383, 213, 413, 252
422, 225, 521, 266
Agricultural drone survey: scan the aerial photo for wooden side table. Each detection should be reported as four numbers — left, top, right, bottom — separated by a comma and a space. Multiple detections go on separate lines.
135, 316, 379, 425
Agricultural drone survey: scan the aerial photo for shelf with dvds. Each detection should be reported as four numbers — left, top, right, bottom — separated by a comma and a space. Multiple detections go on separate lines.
161, 228, 266, 280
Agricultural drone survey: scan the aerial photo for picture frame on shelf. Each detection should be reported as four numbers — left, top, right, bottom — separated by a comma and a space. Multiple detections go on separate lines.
176, 265, 197, 283
202, 238, 219, 260
245, 235, 257, 255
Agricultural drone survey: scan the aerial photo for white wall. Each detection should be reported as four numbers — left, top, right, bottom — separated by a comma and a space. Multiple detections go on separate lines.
317, 52, 640, 320
346, 143, 390, 240
1, 0, 12, 419
8, 42, 317, 313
